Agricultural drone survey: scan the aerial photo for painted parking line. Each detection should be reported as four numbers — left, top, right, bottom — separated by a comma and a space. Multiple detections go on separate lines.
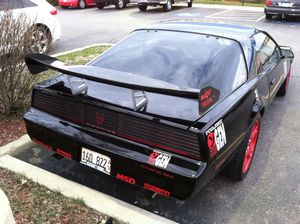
205, 9, 233, 18
206, 9, 264, 22
256, 15, 266, 21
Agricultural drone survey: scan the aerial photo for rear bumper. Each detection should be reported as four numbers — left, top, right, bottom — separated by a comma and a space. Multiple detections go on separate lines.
24, 108, 210, 200
138, 0, 168, 5
265, 6, 300, 16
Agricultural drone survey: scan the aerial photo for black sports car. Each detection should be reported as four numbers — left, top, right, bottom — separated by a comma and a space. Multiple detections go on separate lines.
24, 21, 294, 200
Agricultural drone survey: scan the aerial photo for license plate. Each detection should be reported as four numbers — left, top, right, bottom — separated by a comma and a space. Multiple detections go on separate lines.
279, 2, 292, 7
80, 148, 111, 175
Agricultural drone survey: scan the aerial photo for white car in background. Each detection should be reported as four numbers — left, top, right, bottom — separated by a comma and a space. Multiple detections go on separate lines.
0, 0, 61, 53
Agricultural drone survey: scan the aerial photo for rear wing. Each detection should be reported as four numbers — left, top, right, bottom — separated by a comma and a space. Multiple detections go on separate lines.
25, 53, 220, 113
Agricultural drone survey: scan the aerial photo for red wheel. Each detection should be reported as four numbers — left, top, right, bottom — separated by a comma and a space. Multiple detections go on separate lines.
242, 119, 260, 174
222, 117, 261, 180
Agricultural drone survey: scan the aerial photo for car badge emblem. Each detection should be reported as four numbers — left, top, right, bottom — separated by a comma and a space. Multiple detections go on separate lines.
96, 112, 105, 126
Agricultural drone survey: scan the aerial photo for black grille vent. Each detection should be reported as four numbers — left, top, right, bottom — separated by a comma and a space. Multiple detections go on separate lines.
32, 90, 201, 159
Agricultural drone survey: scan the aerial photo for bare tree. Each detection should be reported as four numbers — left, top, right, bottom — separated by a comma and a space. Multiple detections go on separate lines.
0, 11, 43, 115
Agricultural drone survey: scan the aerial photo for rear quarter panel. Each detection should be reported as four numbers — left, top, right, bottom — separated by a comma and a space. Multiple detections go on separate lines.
200, 77, 265, 171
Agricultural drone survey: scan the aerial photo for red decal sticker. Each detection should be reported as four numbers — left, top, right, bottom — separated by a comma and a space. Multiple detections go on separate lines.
148, 151, 160, 165
199, 86, 220, 113
205, 119, 227, 158
56, 148, 72, 159
143, 183, 171, 197
96, 112, 105, 126
207, 132, 218, 158
116, 173, 136, 185
140, 165, 174, 179
147, 150, 171, 169
32, 138, 52, 151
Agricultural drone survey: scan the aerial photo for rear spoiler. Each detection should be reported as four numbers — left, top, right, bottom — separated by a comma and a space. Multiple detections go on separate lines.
25, 53, 220, 113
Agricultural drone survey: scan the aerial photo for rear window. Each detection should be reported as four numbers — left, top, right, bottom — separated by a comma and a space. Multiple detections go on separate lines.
92, 30, 247, 99
19, 0, 37, 7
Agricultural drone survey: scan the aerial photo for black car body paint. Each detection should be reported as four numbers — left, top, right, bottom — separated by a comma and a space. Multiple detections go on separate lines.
23, 22, 294, 200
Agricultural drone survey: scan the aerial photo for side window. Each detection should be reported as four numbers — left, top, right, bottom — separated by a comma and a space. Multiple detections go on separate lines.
0, 0, 8, 10
8, 0, 23, 9
252, 32, 280, 74
19, 0, 37, 7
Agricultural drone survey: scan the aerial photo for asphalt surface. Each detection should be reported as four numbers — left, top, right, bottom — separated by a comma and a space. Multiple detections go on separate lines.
15, 5, 300, 224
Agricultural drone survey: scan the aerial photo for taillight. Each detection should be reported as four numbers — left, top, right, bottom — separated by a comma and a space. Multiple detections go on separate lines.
50, 8, 57, 15
266, 0, 272, 6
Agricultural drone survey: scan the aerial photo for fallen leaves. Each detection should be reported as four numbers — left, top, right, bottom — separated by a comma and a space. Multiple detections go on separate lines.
0, 115, 26, 147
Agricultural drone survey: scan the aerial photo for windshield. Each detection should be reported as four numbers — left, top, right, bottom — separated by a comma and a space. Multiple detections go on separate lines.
91, 30, 247, 99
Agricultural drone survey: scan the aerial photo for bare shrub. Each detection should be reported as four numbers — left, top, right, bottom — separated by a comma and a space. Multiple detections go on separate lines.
0, 11, 42, 115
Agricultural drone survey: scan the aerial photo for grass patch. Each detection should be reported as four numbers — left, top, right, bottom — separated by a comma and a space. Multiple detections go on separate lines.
193, 0, 265, 7
0, 45, 111, 147
37, 45, 111, 83
0, 167, 123, 224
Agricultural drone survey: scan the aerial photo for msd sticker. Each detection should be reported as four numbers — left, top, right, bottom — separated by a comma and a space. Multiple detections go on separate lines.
148, 150, 172, 169
205, 119, 227, 158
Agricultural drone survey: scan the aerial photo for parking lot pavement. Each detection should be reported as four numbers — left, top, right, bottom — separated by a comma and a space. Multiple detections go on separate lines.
18, 4, 300, 224
51, 5, 300, 54
205, 9, 265, 21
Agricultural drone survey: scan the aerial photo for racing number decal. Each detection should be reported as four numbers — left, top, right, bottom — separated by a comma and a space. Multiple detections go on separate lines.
205, 119, 227, 158
148, 150, 172, 169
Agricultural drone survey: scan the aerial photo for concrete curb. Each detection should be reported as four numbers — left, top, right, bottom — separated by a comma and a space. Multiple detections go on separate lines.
0, 134, 34, 158
0, 189, 15, 224
192, 3, 264, 11
0, 155, 177, 224
51, 43, 113, 57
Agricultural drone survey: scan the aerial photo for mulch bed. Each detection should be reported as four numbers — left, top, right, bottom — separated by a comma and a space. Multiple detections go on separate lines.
0, 115, 26, 147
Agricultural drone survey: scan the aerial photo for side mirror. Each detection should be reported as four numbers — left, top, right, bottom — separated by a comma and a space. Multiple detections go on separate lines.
280, 47, 294, 59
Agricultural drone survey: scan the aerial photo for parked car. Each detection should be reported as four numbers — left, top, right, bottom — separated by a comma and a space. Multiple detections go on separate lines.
0, 0, 61, 54
138, 0, 192, 12
95, 0, 137, 9
58, 0, 95, 9
24, 21, 294, 200
265, 0, 300, 19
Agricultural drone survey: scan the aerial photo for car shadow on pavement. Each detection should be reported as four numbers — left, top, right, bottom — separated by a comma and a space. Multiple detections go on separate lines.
267, 15, 300, 23
100, 5, 138, 11
133, 6, 188, 14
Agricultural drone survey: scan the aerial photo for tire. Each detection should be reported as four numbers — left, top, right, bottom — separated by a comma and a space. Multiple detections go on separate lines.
188, 0, 192, 7
115, 0, 125, 9
96, 3, 105, 9
78, 0, 86, 9
26, 26, 52, 54
265, 13, 272, 20
163, 0, 172, 12
222, 117, 261, 181
277, 70, 291, 96
138, 4, 147, 11
61, 6, 68, 9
